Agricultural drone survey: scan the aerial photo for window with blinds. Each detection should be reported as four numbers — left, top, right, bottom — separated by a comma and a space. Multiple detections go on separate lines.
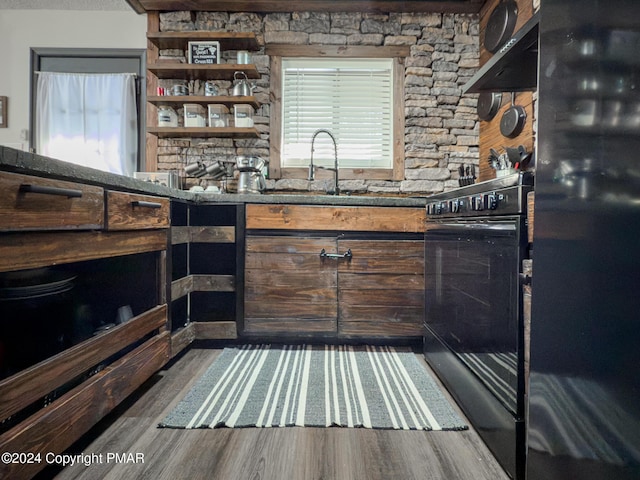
281, 58, 394, 169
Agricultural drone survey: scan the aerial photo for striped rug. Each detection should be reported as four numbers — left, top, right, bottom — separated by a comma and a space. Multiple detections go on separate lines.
159, 345, 467, 431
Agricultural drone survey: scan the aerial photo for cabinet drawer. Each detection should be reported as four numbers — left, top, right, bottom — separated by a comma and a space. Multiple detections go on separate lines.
0, 171, 104, 232
246, 204, 426, 233
106, 191, 169, 230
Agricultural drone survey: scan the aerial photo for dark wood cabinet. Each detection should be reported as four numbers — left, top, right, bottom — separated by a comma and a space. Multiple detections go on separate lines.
169, 202, 244, 353
105, 190, 170, 230
244, 234, 424, 339
0, 171, 104, 231
243, 203, 425, 340
0, 171, 170, 480
338, 238, 424, 337
245, 235, 338, 334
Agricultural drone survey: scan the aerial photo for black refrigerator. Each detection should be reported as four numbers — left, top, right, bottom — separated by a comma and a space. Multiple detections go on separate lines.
529, 1, 640, 479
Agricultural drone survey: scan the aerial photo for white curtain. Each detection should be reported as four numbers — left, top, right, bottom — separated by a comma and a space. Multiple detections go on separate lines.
36, 72, 138, 177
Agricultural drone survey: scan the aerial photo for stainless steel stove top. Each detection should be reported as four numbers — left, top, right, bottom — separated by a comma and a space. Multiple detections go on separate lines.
425, 172, 534, 218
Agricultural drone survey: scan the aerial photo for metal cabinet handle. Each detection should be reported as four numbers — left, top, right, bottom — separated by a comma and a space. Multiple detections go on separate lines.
131, 200, 162, 209
19, 183, 83, 198
319, 248, 352, 260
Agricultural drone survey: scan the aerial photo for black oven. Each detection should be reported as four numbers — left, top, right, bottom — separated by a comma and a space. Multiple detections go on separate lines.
423, 172, 532, 480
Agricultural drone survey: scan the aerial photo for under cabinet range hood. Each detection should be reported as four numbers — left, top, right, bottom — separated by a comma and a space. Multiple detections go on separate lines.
463, 12, 540, 94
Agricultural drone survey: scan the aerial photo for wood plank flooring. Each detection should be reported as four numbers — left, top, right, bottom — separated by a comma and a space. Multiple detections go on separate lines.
44, 348, 510, 480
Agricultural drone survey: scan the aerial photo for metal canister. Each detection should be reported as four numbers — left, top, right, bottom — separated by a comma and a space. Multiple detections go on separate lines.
204, 81, 218, 96
172, 84, 189, 96
236, 51, 250, 64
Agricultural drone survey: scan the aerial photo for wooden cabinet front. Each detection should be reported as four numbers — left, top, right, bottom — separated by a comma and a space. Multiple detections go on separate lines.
338, 238, 424, 337
0, 169, 171, 479
244, 234, 424, 339
106, 191, 170, 230
0, 171, 104, 232
244, 235, 338, 334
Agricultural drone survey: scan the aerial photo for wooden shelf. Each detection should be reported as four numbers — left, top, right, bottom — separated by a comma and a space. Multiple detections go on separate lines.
0, 230, 168, 273
147, 126, 260, 138
148, 63, 260, 80
0, 305, 166, 423
0, 332, 170, 480
148, 31, 259, 51
148, 95, 259, 109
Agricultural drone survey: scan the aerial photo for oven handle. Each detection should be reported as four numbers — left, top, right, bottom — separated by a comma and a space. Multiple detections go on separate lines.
425, 222, 516, 233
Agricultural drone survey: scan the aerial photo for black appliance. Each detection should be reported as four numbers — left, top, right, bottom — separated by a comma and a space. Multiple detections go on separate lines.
423, 172, 533, 480
527, 2, 640, 479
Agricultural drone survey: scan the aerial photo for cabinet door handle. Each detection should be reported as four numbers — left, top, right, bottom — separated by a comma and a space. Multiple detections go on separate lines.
319, 248, 352, 260
19, 183, 83, 198
131, 200, 162, 209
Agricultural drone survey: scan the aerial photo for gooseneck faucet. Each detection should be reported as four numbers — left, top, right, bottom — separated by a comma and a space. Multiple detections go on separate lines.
309, 129, 339, 195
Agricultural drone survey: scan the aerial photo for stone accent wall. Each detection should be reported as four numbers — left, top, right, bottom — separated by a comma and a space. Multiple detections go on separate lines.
156, 11, 479, 195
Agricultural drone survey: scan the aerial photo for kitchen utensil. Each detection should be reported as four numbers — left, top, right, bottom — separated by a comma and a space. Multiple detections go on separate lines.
232, 71, 255, 97
172, 84, 188, 96
477, 92, 503, 121
236, 51, 250, 64
157, 106, 178, 127
498, 153, 508, 170
222, 160, 235, 176
505, 147, 521, 166
115, 305, 133, 325
205, 161, 226, 180
208, 104, 229, 127
204, 81, 218, 96
484, 0, 519, 53
233, 104, 254, 127
487, 149, 500, 170
236, 155, 266, 171
184, 161, 207, 177
458, 165, 465, 186
500, 92, 527, 138
237, 171, 265, 194
517, 145, 533, 170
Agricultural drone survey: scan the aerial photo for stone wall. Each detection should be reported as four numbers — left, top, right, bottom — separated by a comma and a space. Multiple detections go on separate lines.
156, 11, 479, 194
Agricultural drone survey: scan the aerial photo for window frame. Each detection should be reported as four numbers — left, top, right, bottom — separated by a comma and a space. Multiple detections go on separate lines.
29, 47, 146, 170
267, 45, 407, 181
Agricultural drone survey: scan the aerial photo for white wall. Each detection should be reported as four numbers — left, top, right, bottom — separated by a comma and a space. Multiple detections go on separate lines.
0, 9, 147, 149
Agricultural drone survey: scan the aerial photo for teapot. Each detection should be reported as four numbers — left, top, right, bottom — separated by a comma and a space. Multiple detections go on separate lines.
232, 71, 256, 97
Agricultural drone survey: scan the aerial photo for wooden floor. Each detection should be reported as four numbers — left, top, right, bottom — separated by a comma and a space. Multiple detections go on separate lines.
44, 347, 510, 480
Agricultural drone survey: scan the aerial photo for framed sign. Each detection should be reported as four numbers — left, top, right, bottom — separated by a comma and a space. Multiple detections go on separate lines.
188, 41, 221, 65
0, 97, 6, 128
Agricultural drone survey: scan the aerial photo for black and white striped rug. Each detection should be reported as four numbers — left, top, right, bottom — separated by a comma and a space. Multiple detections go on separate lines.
159, 345, 467, 431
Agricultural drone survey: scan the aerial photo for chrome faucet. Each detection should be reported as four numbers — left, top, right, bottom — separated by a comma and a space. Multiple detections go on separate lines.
309, 129, 339, 195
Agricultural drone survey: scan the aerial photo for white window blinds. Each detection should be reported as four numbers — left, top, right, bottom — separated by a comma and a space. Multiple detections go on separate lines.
281, 58, 394, 169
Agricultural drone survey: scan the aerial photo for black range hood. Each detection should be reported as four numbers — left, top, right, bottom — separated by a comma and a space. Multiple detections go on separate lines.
463, 12, 539, 94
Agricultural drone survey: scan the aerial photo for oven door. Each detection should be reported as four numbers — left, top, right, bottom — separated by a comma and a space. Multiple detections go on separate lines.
424, 215, 526, 416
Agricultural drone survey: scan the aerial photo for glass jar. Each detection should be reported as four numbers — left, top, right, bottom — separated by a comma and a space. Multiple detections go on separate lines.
157, 106, 178, 127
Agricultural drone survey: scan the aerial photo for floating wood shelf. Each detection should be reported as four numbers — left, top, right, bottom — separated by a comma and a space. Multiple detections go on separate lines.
147, 31, 260, 51
148, 95, 259, 109
147, 126, 260, 138
147, 63, 260, 80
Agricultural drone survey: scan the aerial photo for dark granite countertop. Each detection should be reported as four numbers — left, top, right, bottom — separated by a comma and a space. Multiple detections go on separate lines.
0, 146, 426, 208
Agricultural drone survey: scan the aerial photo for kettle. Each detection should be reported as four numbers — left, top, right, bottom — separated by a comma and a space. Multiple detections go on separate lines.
232, 71, 255, 97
